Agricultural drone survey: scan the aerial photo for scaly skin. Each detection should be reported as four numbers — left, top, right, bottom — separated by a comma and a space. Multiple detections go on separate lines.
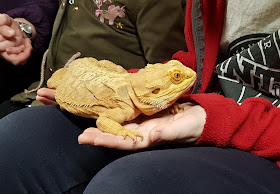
47, 58, 196, 141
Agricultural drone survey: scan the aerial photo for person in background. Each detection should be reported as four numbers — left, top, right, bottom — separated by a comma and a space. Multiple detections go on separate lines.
0, 0, 58, 117
0, 0, 280, 193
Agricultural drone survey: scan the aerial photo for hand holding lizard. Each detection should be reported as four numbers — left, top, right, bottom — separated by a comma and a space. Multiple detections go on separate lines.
78, 102, 206, 150
36, 88, 58, 105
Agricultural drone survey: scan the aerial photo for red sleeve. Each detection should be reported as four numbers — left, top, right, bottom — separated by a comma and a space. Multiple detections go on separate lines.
188, 93, 280, 167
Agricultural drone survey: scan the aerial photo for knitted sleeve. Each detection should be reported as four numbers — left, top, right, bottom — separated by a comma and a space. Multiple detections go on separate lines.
189, 93, 280, 167
6, 0, 59, 52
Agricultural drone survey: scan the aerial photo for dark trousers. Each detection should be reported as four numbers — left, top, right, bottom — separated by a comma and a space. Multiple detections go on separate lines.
0, 105, 280, 193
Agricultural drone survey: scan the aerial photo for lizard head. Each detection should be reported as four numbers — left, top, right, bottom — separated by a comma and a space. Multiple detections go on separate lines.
129, 60, 196, 115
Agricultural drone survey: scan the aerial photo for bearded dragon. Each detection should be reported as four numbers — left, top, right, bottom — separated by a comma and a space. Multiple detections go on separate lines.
47, 58, 196, 142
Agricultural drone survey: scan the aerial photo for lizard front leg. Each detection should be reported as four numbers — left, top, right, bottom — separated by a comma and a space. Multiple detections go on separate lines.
96, 109, 143, 142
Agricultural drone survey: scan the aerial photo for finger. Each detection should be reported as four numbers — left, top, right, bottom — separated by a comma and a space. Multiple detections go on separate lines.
150, 125, 178, 143
36, 96, 58, 105
21, 38, 32, 54
6, 45, 25, 54
78, 127, 131, 148
1, 52, 17, 64
1, 50, 26, 66
37, 88, 56, 101
0, 14, 13, 26
0, 25, 15, 38
78, 127, 147, 150
0, 39, 19, 51
150, 109, 205, 144
151, 121, 193, 144
3, 38, 32, 65
0, 35, 4, 41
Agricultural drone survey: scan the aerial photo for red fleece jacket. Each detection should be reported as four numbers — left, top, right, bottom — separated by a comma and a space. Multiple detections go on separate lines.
172, 0, 280, 167
190, 94, 280, 168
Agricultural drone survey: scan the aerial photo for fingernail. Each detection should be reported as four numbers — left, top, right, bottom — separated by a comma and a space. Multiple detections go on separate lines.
77, 135, 84, 144
152, 131, 161, 142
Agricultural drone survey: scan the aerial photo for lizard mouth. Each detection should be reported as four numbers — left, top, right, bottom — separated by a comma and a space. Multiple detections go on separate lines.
174, 78, 196, 94
139, 78, 196, 110
139, 98, 168, 110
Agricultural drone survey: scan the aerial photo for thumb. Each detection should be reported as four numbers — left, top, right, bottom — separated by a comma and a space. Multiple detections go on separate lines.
150, 128, 177, 143
149, 121, 202, 145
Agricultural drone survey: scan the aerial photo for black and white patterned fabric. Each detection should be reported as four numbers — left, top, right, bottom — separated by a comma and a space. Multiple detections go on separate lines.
216, 29, 280, 107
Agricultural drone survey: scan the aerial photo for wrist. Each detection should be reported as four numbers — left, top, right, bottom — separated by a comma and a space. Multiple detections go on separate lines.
14, 18, 36, 41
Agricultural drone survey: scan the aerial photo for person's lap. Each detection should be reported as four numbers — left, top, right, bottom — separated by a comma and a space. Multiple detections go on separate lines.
0, 105, 128, 193
86, 147, 280, 193
1, 105, 280, 193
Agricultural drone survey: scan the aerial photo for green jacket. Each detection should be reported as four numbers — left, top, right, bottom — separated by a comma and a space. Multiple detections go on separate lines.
12, 0, 187, 105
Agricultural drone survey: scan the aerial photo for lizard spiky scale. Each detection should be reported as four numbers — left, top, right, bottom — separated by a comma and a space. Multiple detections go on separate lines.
47, 58, 196, 141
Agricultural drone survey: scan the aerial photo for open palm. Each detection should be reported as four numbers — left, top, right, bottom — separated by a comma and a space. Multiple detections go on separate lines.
78, 103, 206, 150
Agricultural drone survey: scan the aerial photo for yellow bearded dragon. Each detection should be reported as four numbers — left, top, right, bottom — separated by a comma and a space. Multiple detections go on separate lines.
47, 58, 196, 141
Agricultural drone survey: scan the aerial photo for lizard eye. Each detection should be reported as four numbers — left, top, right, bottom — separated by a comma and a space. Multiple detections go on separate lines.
174, 73, 180, 78
169, 69, 183, 84
152, 88, 160, 94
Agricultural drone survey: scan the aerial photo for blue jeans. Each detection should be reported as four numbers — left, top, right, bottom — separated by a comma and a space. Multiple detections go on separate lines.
1, 105, 280, 193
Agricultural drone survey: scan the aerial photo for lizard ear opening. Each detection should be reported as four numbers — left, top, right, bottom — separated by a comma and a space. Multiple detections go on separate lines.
152, 88, 160, 94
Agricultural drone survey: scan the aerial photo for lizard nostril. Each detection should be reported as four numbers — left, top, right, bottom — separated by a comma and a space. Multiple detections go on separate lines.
185, 70, 195, 79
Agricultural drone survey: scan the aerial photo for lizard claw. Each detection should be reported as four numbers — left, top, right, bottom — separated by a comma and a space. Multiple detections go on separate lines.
119, 129, 143, 143
167, 103, 184, 115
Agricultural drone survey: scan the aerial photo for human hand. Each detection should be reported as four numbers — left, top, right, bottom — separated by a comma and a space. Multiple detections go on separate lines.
0, 14, 32, 65
0, 14, 23, 50
78, 103, 206, 150
36, 88, 58, 105
1, 38, 32, 65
